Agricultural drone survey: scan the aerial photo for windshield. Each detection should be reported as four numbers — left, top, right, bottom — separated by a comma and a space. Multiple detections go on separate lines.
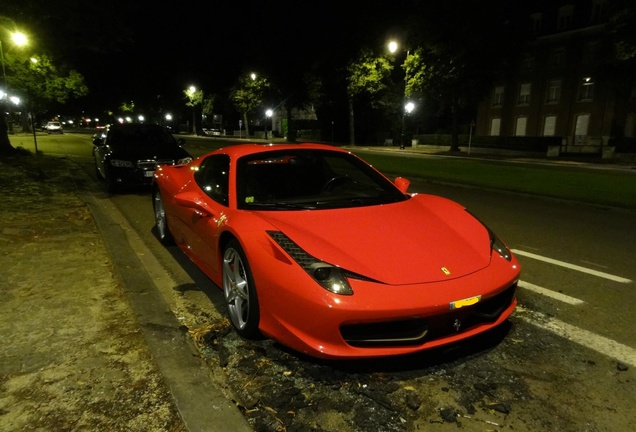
108, 125, 178, 149
236, 149, 407, 210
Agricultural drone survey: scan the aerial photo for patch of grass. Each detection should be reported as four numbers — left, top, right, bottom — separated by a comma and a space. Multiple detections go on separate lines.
355, 152, 636, 210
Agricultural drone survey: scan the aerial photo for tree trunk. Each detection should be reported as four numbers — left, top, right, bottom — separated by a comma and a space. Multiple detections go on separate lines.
449, 98, 461, 152
285, 102, 296, 142
243, 112, 250, 136
0, 111, 17, 155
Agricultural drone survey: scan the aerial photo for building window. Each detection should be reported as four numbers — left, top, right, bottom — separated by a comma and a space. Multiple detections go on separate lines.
574, 114, 590, 144
492, 86, 504, 107
490, 118, 501, 136
558, 5, 574, 30
625, 114, 636, 138
515, 117, 528, 136
543, 115, 557, 136
521, 54, 534, 71
591, 0, 607, 23
577, 77, 595, 102
582, 41, 600, 64
518, 83, 531, 105
546, 80, 561, 103
530, 12, 542, 33
550, 47, 566, 67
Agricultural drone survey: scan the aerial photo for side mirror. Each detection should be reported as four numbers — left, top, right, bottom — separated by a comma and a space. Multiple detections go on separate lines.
394, 177, 410, 193
92, 137, 104, 146
177, 138, 186, 146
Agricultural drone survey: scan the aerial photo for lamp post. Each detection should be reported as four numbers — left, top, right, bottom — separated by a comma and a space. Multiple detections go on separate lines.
265, 109, 273, 140
187, 85, 197, 134
400, 101, 415, 149
388, 40, 413, 149
1, 31, 28, 137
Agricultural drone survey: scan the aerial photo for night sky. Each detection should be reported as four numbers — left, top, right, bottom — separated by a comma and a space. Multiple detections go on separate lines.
4, 0, 406, 116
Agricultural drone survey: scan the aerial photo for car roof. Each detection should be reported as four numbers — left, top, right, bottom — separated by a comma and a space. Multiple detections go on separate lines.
216, 143, 350, 159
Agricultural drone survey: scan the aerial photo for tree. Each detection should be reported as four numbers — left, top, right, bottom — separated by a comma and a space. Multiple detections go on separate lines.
229, 73, 270, 137
404, 0, 527, 151
346, 48, 394, 145
0, 51, 87, 155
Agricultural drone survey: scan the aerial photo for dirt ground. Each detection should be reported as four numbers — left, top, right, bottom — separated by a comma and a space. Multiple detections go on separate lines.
0, 152, 186, 431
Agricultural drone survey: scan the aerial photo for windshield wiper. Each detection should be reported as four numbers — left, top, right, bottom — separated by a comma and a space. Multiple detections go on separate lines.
245, 201, 317, 210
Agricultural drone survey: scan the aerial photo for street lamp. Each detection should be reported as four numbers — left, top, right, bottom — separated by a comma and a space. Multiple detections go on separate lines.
388, 39, 414, 149
400, 101, 415, 149
1, 31, 28, 135
187, 85, 197, 134
265, 109, 273, 140
1, 31, 28, 89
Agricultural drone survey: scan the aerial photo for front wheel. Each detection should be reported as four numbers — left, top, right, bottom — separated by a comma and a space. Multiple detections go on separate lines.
223, 239, 261, 339
153, 189, 174, 245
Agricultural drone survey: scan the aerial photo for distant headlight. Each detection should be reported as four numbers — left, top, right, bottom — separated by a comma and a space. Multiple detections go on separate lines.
178, 157, 193, 164
267, 231, 354, 295
110, 159, 134, 168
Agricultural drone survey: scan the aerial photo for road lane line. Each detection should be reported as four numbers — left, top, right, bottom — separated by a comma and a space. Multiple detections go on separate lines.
518, 281, 585, 305
512, 249, 632, 283
515, 306, 636, 367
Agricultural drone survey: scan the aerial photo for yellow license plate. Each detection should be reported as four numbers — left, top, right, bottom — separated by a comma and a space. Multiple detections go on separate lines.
449, 295, 481, 310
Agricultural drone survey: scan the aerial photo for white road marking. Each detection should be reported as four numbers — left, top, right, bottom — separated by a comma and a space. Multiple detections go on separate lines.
518, 280, 585, 305
512, 249, 632, 283
515, 306, 636, 367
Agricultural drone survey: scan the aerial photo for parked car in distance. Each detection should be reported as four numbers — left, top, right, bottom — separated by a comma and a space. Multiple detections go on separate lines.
201, 128, 222, 136
151, 143, 521, 359
93, 123, 193, 193
45, 121, 63, 134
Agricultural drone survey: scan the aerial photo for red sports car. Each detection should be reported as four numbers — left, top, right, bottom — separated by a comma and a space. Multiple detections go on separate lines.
152, 143, 520, 359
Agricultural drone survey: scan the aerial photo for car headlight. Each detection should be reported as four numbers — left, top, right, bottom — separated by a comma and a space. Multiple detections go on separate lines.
178, 157, 193, 164
267, 231, 353, 295
465, 210, 512, 262
489, 230, 512, 261
110, 159, 134, 168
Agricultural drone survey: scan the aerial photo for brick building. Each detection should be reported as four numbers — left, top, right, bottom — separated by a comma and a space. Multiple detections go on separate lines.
476, 0, 636, 154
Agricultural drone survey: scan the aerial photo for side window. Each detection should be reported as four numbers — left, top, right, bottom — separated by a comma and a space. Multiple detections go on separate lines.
194, 154, 230, 206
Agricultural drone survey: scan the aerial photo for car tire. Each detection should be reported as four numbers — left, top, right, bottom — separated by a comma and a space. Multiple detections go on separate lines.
223, 239, 261, 339
153, 189, 174, 246
104, 167, 118, 194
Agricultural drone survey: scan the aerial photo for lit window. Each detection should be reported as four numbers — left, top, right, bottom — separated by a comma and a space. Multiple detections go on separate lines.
515, 117, 527, 136
518, 83, 531, 105
543, 116, 557, 136
546, 80, 561, 103
490, 118, 501, 136
492, 86, 504, 107
578, 77, 594, 102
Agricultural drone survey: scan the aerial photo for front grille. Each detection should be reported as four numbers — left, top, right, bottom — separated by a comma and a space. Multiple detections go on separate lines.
341, 283, 517, 348
137, 159, 175, 169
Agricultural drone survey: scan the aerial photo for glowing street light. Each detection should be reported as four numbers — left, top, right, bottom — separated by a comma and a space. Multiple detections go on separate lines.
265, 109, 273, 140
400, 101, 416, 149
1, 31, 28, 89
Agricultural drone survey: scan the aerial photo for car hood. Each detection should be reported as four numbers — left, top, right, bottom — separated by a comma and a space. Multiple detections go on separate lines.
108, 145, 190, 162
255, 194, 492, 285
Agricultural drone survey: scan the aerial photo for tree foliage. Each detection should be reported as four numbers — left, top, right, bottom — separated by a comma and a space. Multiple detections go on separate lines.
346, 48, 394, 105
229, 74, 271, 136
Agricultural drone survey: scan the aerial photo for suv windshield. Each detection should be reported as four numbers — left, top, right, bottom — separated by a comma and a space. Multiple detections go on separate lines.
108, 125, 177, 149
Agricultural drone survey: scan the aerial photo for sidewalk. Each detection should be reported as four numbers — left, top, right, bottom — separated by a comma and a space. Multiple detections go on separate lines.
0, 152, 189, 431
